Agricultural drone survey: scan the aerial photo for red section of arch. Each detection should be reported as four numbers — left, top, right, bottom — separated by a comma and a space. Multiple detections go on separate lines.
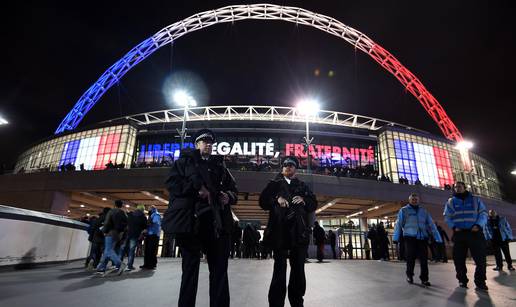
369, 44, 463, 142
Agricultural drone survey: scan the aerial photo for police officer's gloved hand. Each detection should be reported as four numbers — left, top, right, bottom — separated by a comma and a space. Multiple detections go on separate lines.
277, 196, 289, 207
292, 196, 305, 206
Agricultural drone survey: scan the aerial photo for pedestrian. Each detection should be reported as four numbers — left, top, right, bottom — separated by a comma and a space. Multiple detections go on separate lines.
328, 230, 337, 259
313, 222, 326, 262
435, 222, 449, 263
96, 200, 128, 275
484, 210, 514, 271
364, 238, 371, 260
393, 193, 442, 286
231, 221, 242, 259
377, 222, 390, 261
259, 156, 317, 307
243, 223, 256, 258
141, 205, 161, 269
397, 234, 406, 261
444, 181, 489, 290
367, 224, 379, 260
122, 204, 147, 271
163, 128, 238, 307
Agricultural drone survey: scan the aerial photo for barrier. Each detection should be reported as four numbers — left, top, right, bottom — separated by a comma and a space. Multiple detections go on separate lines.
0, 205, 89, 267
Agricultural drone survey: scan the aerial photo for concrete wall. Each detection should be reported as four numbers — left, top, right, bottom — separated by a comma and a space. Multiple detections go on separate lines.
0, 169, 514, 237
0, 205, 89, 267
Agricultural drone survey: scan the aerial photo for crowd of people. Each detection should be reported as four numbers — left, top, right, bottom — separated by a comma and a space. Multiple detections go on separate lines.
390, 186, 514, 290
83, 201, 162, 276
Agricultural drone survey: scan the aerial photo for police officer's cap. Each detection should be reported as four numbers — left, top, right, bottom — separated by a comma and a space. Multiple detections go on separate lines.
193, 128, 215, 143
282, 156, 299, 168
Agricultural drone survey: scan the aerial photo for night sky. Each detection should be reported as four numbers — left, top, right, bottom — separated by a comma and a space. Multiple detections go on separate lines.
1, 1, 515, 200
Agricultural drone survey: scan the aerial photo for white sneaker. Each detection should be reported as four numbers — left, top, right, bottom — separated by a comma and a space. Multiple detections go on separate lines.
117, 263, 126, 276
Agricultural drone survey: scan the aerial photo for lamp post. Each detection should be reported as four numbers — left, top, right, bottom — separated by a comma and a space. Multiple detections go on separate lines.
173, 90, 197, 149
296, 99, 320, 175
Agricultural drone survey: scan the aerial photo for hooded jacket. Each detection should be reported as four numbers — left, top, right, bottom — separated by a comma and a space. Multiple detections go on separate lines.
127, 209, 147, 239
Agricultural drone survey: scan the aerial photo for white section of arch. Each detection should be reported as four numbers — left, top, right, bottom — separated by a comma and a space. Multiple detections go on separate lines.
106, 105, 425, 133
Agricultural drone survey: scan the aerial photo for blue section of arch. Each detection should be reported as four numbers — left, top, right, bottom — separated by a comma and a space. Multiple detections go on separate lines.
55, 37, 157, 134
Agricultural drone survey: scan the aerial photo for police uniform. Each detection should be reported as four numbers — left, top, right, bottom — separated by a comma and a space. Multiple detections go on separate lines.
444, 190, 488, 288
163, 129, 238, 307
259, 157, 317, 307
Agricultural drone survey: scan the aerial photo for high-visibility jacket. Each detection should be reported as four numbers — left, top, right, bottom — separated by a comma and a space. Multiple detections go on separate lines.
444, 192, 487, 230
484, 216, 513, 241
393, 204, 442, 243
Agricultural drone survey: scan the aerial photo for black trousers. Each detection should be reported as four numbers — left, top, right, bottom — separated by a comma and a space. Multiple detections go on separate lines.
143, 235, 159, 268
404, 237, 429, 281
230, 240, 241, 258
452, 230, 486, 285
436, 242, 448, 262
86, 242, 103, 267
316, 243, 325, 261
178, 235, 231, 307
269, 247, 306, 307
492, 240, 513, 268
331, 245, 337, 259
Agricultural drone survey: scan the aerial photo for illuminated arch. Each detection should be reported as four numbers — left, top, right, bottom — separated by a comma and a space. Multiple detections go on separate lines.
55, 3, 463, 143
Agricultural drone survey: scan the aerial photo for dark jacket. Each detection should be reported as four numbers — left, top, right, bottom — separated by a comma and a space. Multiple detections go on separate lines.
232, 223, 243, 243
163, 149, 238, 236
313, 224, 326, 245
103, 207, 128, 240
259, 173, 317, 249
127, 210, 147, 239
92, 212, 108, 244
328, 231, 337, 247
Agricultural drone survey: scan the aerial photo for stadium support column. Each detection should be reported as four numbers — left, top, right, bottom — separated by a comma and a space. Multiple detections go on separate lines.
304, 120, 313, 175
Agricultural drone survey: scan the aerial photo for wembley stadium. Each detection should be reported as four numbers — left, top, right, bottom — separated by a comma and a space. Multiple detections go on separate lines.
1, 4, 513, 259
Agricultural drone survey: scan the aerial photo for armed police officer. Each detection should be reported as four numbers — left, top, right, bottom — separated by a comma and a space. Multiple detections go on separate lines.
259, 156, 317, 307
393, 193, 442, 286
164, 129, 238, 307
444, 181, 489, 291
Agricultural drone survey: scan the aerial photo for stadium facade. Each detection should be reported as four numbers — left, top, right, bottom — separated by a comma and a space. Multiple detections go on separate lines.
14, 105, 502, 200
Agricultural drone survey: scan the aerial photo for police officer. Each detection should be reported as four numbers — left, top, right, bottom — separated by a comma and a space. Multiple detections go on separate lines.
259, 156, 317, 307
484, 210, 514, 271
444, 181, 489, 290
393, 193, 442, 286
164, 129, 238, 307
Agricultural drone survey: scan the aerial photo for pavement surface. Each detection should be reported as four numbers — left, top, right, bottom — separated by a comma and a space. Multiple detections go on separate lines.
0, 257, 515, 307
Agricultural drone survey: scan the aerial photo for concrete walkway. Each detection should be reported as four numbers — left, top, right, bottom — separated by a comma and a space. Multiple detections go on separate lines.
0, 257, 514, 307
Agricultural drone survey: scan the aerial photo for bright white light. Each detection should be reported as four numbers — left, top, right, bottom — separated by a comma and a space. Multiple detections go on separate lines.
86, 213, 90, 217
511, 170, 516, 175
67, 210, 71, 213
80, 204, 85, 208
125, 204, 130, 208
173, 90, 197, 107
455, 140, 474, 150
154, 196, 159, 200
0, 115, 7, 125
296, 98, 320, 117
101, 197, 107, 201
